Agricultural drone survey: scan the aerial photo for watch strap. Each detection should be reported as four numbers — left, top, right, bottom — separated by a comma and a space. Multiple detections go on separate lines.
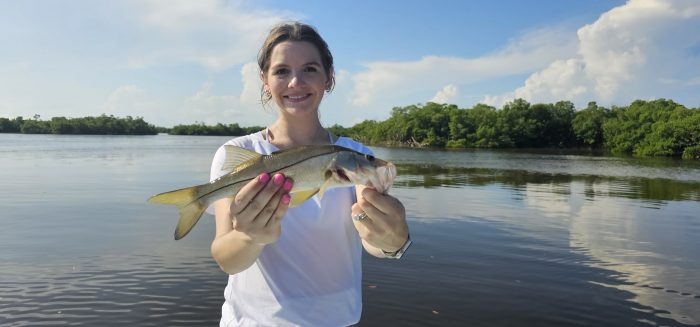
382, 234, 412, 259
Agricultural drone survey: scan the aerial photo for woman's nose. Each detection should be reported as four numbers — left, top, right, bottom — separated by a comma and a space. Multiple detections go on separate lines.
288, 73, 305, 87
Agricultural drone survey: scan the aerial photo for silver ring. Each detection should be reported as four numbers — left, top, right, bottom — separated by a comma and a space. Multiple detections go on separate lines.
352, 212, 368, 221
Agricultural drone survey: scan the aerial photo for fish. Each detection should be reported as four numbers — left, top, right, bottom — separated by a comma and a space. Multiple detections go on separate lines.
148, 145, 397, 240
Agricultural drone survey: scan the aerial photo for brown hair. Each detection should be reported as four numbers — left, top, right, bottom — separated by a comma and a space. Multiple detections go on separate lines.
258, 22, 335, 104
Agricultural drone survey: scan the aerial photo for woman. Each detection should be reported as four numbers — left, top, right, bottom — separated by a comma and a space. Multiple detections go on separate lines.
209, 22, 411, 326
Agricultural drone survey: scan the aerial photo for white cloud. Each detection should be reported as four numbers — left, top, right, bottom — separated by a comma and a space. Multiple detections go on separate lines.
239, 62, 263, 105
482, 59, 591, 107
350, 27, 578, 107
177, 63, 273, 127
102, 62, 272, 127
483, 0, 700, 108
334, 69, 351, 89
103, 85, 150, 117
430, 84, 459, 104
319, 69, 369, 126
0, 0, 298, 125
125, 0, 297, 71
183, 82, 238, 121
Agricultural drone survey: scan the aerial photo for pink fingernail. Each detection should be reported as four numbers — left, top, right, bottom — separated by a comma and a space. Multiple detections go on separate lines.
273, 174, 284, 185
283, 180, 293, 191
282, 194, 291, 205
259, 173, 270, 184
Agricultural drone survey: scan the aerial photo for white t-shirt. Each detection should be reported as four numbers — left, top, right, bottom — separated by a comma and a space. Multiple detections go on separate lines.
209, 131, 373, 327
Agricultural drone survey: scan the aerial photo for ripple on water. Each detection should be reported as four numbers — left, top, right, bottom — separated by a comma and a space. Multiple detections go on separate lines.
0, 254, 225, 327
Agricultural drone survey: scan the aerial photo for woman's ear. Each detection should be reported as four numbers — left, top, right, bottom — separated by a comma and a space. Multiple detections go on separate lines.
261, 71, 272, 94
325, 69, 334, 90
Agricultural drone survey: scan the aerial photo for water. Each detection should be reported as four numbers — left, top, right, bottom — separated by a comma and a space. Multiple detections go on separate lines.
1, 134, 699, 326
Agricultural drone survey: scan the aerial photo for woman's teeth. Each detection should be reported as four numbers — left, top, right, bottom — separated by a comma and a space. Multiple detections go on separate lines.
286, 94, 309, 101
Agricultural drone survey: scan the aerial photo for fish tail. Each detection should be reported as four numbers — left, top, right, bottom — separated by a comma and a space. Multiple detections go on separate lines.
173, 199, 207, 240
148, 186, 207, 240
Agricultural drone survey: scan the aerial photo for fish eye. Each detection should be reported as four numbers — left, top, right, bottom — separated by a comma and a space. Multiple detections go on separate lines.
365, 154, 375, 161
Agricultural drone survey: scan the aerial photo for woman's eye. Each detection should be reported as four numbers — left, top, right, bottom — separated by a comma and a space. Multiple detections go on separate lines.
304, 66, 318, 73
273, 68, 289, 75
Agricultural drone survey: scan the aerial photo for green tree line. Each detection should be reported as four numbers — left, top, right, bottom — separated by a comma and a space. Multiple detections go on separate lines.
328, 99, 700, 159
3, 98, 699, 158
165, 123, 264, 136
0, 115, 157, 135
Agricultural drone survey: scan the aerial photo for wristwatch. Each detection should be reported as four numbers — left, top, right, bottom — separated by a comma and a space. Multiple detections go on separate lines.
381, 234, 412, 259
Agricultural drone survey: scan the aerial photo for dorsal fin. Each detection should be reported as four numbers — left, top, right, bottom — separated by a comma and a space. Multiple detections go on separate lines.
222, 145, 263, 173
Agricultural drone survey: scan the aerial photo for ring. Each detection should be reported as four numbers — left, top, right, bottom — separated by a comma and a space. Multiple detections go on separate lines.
352, 212, 368, 221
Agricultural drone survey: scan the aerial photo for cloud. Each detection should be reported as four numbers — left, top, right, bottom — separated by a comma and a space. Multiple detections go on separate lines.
183, 82, 238, 120
102, 62, 271, 127
239, 62, 263, 105
103, 85, 150, 117
482, 59, 591, 107
349, 27, 578, 107
430, 84, 459, 104
334, 69, 351, 89
483, 0, 700, 108
125, 0, 297, 71
0, 0, 298, 126
177, 62, 272, 126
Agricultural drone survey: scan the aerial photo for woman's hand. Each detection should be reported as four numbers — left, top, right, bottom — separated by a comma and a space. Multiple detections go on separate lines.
211, 172, 293, 275
352, 186, 409, 256
230, 172, 293, 245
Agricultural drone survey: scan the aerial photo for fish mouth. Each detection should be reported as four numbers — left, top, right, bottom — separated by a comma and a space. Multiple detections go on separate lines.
335, 168, 351, 182
334, 162, 396, 193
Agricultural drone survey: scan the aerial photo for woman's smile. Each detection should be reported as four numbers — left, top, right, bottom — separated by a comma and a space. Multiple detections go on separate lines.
284, 93, 312, 102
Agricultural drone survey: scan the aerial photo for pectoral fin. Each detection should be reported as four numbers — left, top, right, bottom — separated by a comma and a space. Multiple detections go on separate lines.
319, 179, 333, 199
289, 189, 319, 207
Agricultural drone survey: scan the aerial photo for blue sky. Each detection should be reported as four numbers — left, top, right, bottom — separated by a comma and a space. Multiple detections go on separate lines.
1, 0, 699, 127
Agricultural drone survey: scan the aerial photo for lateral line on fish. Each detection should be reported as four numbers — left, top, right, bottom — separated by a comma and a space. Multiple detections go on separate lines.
197, 146, 343, 202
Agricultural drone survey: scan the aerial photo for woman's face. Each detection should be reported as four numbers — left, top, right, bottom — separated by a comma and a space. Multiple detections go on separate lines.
263, 41, 331, 119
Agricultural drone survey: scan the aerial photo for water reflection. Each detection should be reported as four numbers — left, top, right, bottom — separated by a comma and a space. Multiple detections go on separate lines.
394, 163, 700, 325
395, 164, 700, 202
361, 219, 692, 327
371, 146, 700, 183
567, 195, 700, 325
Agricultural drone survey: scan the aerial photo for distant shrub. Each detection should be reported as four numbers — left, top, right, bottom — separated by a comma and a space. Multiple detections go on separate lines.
446, 139, 468, 148
682, 145, 700, 159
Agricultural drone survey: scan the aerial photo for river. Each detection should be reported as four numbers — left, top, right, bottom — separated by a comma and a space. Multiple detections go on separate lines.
1, 134, 699, 326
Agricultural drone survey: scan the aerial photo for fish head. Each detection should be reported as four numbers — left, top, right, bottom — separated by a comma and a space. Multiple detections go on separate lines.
327, 150, 397, 194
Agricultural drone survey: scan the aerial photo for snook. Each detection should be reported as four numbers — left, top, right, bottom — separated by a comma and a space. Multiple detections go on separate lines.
149, 145, 396, 240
